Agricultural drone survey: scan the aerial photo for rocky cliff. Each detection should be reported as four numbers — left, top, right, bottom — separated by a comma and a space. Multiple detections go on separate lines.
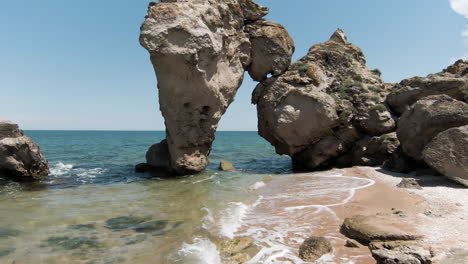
139, 0, 293, 175
0, 121, 49, 180
253, 29, 396, 170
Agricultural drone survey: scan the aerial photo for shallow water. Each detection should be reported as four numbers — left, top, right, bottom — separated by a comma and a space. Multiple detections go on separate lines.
0, 131, 373, 264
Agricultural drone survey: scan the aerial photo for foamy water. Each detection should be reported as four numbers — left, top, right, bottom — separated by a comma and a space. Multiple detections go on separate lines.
179, 170, 375, 264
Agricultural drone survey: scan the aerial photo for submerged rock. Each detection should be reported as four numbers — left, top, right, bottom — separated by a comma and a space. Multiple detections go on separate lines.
0, 248, 15, 257
219, 160, 236, 171
220, 237, 256, 264
132, 220, 168, 233
423, 125, 468, 187
298, 236, 333, 262
254, 29, 395, 170
397, 95, 468, 161
104, 216, 152, 231
139, 0, 293, 175
0, 121, 49, 180
46, 236, 99, 250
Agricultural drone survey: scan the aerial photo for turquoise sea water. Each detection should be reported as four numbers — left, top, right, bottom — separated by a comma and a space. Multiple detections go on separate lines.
0, 131, 374, 264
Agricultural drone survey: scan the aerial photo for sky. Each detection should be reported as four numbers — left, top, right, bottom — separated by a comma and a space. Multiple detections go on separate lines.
0, 0, 467, 131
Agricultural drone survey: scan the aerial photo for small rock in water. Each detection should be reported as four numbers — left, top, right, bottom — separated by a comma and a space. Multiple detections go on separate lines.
344, 239, 361, 248
132, 220, 168, 233
397, 178, 423, 190
105, 216, 152, 231
298, 236, 332, 262
0, 228, 21, 239
0, 247, 15, 257
46, 236, 99, 250
219, 160, 236, 171
220, 237, 254, 256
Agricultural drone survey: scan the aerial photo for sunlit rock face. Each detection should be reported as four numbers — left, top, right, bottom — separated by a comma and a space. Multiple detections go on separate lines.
253, 29, 396, 170
139, 0, 293, 175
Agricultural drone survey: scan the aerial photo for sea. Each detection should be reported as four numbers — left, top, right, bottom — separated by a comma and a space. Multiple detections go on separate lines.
0, 131, 374, 264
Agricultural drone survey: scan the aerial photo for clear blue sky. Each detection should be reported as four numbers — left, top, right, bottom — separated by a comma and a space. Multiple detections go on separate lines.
0, 0, 466, 131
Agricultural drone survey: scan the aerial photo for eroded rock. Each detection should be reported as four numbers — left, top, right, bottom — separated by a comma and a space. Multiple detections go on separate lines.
254, 29, 396, 170
0, 121, 49, 180
246, 20, 295, 81
139, 0, 293, 175
397, 95, 468, 161
423, 125, 468, 187
370, 241, 432, 264
219, 160, 235, 171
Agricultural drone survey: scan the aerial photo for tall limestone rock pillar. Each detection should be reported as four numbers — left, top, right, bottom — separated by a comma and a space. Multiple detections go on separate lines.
139, 0, 294, 175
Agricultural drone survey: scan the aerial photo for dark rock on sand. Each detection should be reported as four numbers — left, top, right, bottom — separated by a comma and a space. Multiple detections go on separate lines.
298, 236, 333, 262
397, 95, 468, 161
340, 214, 424, 244
0, 121, 49, 180
219, 160, 236, 171
397, 178, 423, 190
423, 125, 468, 187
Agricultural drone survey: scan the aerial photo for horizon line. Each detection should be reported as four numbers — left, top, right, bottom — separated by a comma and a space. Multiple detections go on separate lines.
24, 129, 259, 132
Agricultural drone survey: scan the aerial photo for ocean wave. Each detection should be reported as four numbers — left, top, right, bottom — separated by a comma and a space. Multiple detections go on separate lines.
49, 162, 74, 176
49, 162, 107, 179
176, 238, 222, 264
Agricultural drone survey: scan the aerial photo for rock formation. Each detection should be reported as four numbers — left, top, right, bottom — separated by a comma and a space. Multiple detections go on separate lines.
0, 121, 49, 180
253, 29, 396, 170
396, 95, 468, 161
139, 0, 293, 175
298, 237, 333, 262
423, 125, 468, 187
387, 59, 468, 115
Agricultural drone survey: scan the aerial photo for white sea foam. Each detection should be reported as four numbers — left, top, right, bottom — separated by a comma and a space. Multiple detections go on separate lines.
249, 181, 266, 191
176, 238, 222, 264
220, 202, 249, 238
49, 162, 74, 176
201, 207, 214, 230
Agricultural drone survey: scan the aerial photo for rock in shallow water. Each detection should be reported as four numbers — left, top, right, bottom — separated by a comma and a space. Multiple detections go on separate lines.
219, 160, 236, 171
139, 0, 294, 175
298, 236, 333, 262
0, 121, 49, 180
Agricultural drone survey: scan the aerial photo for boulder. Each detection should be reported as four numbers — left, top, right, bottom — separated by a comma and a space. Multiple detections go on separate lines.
219, 160, 235, 171
254, 29, 396, 170
298, 236, 332, 262
340, 214, 424, 244
145, 139, 171, 170
139, 0, 293, 175
397, 178, 423, 190
397, 95, 468, 161
370, 241, 432, 264
335, 132, 400, 167
0, 121, 49, 180
246, 20, 295, 81
387, 59, 468, 115
422, 126, 468, 187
